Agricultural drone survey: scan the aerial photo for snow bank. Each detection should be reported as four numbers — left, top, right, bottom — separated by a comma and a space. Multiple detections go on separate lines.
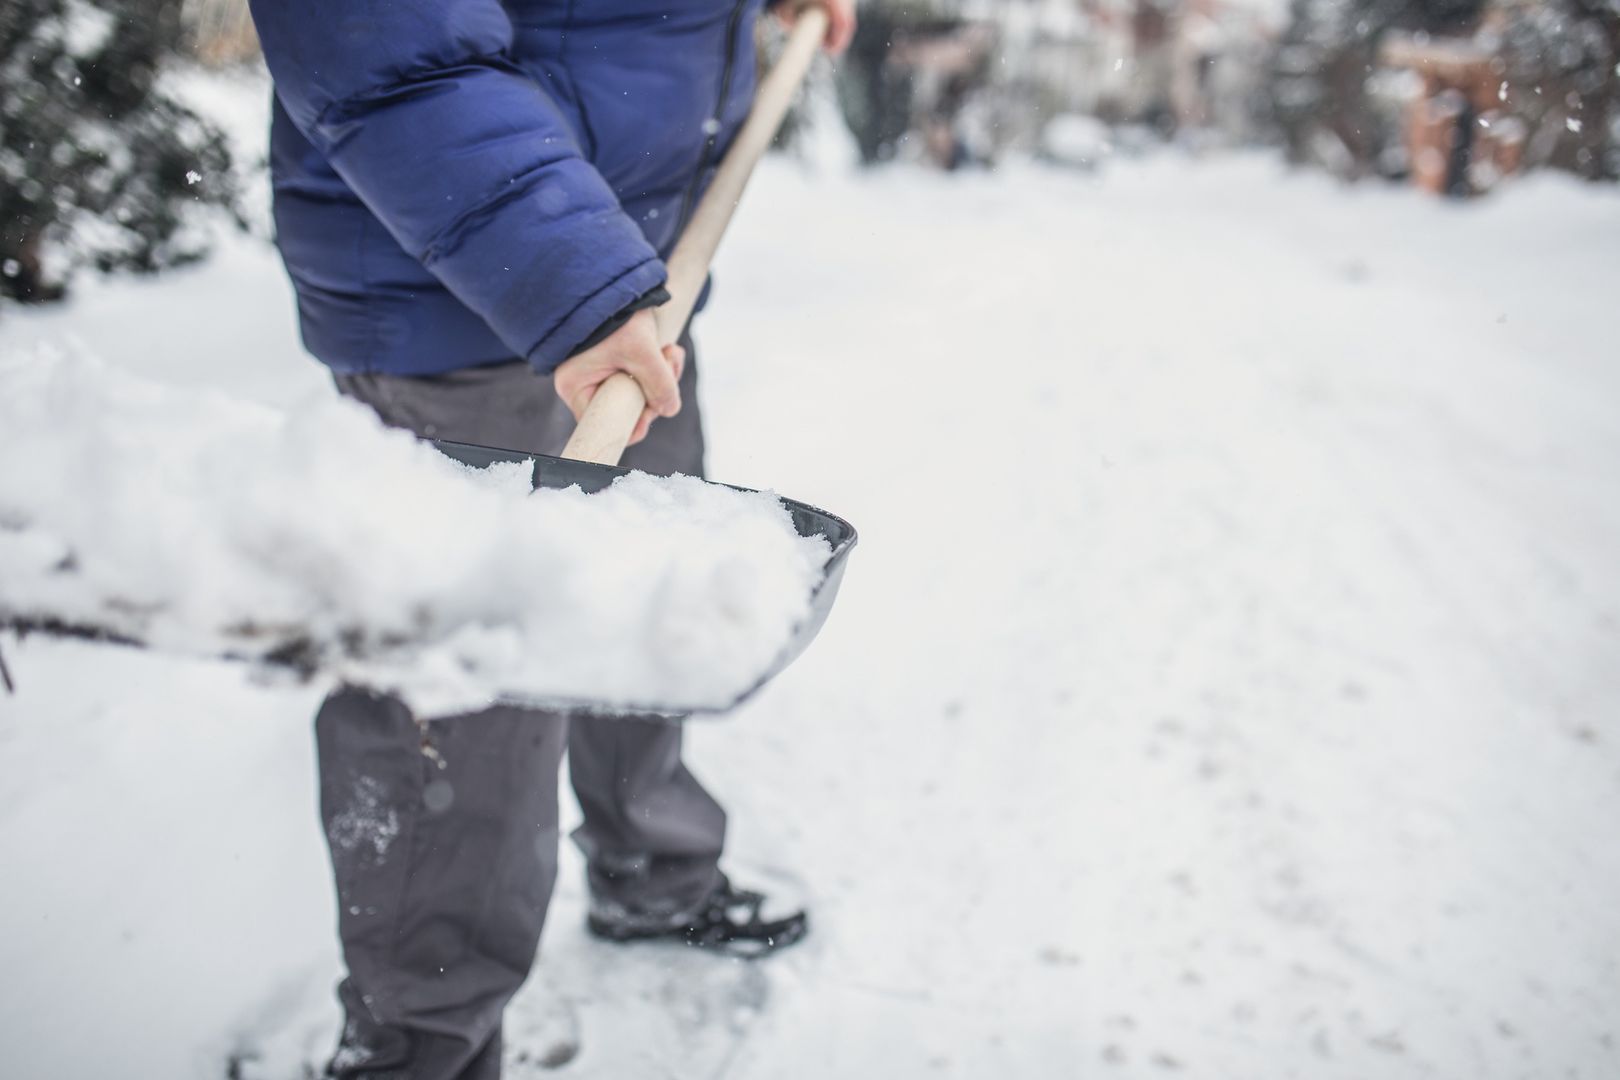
0, 348, 829, 714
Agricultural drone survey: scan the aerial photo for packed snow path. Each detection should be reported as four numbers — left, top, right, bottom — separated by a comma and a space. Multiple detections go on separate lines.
2, 153, 1617, 1079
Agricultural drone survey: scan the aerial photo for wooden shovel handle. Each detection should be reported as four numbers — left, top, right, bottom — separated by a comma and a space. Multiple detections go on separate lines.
560, 3, 831, 465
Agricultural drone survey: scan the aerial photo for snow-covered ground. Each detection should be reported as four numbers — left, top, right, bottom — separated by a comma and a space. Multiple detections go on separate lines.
3, 141, 1619, 1079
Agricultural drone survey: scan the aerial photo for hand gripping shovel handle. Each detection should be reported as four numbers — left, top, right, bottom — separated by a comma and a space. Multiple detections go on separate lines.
560, 3, 831, 465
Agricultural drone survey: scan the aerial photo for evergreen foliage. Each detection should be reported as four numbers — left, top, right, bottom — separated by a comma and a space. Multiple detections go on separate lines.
0, 0, 238, 302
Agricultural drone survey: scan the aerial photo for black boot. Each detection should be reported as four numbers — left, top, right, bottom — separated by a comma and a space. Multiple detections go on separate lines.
587, 874, 809, 958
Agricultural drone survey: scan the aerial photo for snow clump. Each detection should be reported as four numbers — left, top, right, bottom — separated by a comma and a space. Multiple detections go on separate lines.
0, 348, 830, 715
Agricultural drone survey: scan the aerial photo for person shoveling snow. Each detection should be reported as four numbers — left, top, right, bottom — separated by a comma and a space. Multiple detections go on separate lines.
3, 1, 860, 1077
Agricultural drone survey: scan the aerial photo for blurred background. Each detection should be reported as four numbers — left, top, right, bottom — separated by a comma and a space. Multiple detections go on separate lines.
2, 0, 1617, 303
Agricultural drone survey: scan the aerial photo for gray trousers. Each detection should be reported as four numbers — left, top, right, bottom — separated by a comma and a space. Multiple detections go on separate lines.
316, 345, 726, 1079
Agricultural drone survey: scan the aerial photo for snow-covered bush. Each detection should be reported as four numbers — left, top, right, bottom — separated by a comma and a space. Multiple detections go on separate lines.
1039, 113, 1112, 170
0, 0, 239, 302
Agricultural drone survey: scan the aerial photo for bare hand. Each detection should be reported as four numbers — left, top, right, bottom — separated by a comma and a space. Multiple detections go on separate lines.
552, 308, 685, 447
778, 0, 857, 57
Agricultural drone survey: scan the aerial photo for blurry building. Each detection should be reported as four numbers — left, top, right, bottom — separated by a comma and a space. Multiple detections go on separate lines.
994, 0, 1277, 137
1382, 32, 1523, 195
1277, 0, 1617, 194
839, 0, 1280, 168
1380, 1, 1618, 194
1169, 0, 1277, 143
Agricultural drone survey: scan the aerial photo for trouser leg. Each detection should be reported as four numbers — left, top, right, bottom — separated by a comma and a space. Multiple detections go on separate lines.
567, 716, 727, 915
316, 690, 568, 1080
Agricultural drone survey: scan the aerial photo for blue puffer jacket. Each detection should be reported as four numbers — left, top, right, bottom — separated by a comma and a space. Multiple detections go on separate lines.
249, 0, 765, 376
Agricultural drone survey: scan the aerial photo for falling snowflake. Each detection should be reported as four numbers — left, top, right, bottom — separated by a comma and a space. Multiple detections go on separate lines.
184, 169, 201, 185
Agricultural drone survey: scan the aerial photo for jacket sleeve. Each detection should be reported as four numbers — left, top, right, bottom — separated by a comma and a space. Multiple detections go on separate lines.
247, 0, 666, 373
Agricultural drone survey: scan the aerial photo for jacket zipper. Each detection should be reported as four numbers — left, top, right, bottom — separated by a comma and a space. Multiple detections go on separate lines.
672, 0, 749, 241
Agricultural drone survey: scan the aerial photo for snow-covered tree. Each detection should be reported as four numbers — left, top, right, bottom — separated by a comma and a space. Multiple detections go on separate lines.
0, 0, 237, 302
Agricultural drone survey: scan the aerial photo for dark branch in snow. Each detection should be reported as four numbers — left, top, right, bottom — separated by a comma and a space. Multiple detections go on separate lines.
0, 614, 323, 682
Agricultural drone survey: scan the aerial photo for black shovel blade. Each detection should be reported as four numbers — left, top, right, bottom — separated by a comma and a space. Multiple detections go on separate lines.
433, 439, 857, 717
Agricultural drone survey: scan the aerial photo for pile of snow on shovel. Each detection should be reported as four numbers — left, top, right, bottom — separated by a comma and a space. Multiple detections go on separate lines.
0, 349, 830, 714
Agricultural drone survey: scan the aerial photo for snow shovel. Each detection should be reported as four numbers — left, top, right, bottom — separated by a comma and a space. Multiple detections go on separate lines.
0, 5, 856, 715
428, 3, 856, 715
435, 440, 855, 716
